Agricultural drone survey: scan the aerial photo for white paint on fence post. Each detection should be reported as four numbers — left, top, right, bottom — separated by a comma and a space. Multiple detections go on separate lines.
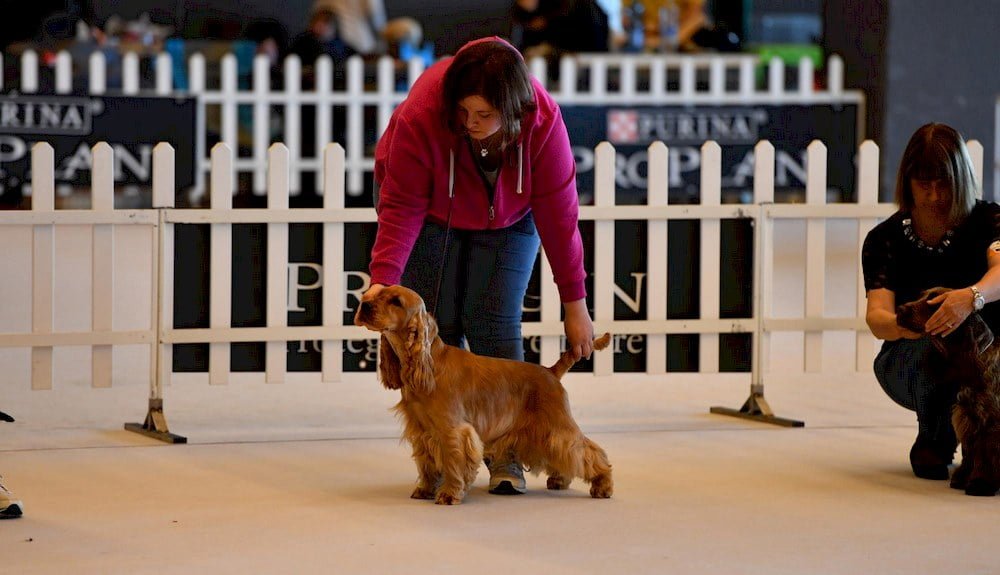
753, 141, 776, 382
156, 52, 173, 95
123, 52, 140, 94
406, 55, 425, 90
540, 249, 560, 367
646, 142, 669, 375
315, 56, 333, 168
650, 56, 666, 98
768, 57, 784, 98
253, 54, 272, 195
680, 58, 695, 100
55, 51, 72, 94
699, 141, 721, 373
529, 56, 547, 87
322, 143, 346, 382
221, 54, 239, 174
855, 140, 880, 372
739, 57, 755, 99
804, 140, 827, 372
347, 56, 365, 196
377, 55, 395, 138
190, 54, 207, 202
210, 143, 234, 385
88, 51, 106, 94
267, 144, 290, 383
827, 55, 844, 97
798, 56, 814, 97
22, 50, 38, 93
284, 55, 302, 194
31, 143, 55, 390
153, 143, 175, 394
620, 58, 637, 100
593, 142, 615, 376
709, 58, 725, 101
91, 143, 115, 388
559, 55, 576, 101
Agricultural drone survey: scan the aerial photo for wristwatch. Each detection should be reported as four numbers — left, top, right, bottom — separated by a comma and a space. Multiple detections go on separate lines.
971, 285, 985, 311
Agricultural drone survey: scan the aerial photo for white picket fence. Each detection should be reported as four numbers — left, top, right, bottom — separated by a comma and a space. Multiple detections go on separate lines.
2, 48, 859, 201
1, 136, 985, 437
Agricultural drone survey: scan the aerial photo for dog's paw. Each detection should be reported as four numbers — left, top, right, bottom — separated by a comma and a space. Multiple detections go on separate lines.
411, 486, 436, 500
964, 478, 999, 497
589, 475, 613, 498
546, 475, 570, 490
435, 492, 462, 505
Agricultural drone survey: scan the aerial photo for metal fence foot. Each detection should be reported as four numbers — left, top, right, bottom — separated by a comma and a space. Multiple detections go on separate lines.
124, 399, 187, 443
710, 384, 804, 427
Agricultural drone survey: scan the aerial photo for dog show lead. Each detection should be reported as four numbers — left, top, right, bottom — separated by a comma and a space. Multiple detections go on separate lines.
361, 37, 595, 496
862, 122, 1000, 488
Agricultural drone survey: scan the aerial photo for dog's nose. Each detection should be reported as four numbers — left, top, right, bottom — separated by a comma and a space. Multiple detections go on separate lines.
354, 300, 372, 325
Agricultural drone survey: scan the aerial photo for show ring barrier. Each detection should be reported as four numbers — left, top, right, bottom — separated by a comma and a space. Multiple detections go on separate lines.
3, 137, 983, 441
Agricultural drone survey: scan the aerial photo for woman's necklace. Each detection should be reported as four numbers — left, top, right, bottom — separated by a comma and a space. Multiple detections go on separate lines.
902, 216, 954, 254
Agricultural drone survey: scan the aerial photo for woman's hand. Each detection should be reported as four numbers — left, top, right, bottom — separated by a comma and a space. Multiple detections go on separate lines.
563, 298, 595, 361
926, 288, 975, 336
362, 283, 386, 303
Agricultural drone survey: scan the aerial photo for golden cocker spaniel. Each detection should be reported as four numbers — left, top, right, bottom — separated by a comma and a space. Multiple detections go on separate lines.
896, 286, 1000, 496
354, 284, 614, 505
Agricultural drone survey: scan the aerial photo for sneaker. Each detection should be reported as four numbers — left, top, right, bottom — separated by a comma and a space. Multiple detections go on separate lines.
487, 457, 527, 495
0, 477, 23, 519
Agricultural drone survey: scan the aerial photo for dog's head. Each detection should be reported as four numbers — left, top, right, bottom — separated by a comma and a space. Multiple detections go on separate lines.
354, 285, 436, 393
896, 286, 994, 357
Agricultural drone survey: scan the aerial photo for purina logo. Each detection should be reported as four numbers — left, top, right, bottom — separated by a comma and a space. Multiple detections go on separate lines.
607, 110, 640, 144
0, 96, 102, 135
607, 108, 770, 145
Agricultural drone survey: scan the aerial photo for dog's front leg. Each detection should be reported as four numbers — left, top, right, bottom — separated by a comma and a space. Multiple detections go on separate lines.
434, 423, 483, 505
409, 434, 441, 500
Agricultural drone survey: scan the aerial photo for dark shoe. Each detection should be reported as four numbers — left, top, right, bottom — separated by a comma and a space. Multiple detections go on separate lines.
909, 437, 953, 481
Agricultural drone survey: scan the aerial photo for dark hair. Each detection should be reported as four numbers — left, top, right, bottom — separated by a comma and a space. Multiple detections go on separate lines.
895, 122, 979, 225
441, 39, 537, 150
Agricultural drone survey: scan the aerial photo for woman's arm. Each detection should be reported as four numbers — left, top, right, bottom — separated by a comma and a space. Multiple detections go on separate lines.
866, 288, 922, 341
924, 248, 1000, 335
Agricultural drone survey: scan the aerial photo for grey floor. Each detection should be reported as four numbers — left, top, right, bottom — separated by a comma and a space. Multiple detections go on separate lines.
2, 364, 998, 575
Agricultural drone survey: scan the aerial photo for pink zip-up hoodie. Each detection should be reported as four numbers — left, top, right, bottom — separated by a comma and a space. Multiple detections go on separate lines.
371, 36, 586, 303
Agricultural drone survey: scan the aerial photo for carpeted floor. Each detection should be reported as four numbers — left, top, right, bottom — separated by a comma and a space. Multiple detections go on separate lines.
2, 367, 997, 575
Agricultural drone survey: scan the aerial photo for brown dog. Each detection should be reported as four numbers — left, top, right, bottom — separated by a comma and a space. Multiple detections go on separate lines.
896, 286, 1000, 496
354, 284, 613, 505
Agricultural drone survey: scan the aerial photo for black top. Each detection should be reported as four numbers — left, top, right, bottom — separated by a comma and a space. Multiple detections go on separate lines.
862, 200, 1000, 332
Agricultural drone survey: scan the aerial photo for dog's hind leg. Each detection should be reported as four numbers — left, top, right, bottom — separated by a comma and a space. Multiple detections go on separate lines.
581, 437, 613, 498
546, 468, 571, 490
964, 429, 1000, 497
434, 423, 482, 505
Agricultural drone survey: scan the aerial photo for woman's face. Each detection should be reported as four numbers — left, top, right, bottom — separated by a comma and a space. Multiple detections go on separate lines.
910, 178, 952, 219
458, 95, 502, 140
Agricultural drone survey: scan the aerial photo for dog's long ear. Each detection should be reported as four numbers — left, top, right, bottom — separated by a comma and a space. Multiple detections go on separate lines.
378, 334, 404, 390
403, 309, 435, 394
969, 312, 995, 356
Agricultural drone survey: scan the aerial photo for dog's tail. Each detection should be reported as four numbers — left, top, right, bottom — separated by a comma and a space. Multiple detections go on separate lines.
547, 333, 612, 379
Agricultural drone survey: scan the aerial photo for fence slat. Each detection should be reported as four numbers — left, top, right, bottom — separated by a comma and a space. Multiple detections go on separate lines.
646, 142, 669, 374
593, 142, 615, 375
266, 144, 290, 383
253, 54, 271, 195
31, 143, 55, 390
753, 141, 776, 381
91, 143, 115, 388
123, 52, 140, 94
699, 141, 721, 373
322, 143, 346, 382
153, 144, 175, 394
209, 143, 234, 385
804, 140, 828, 372
855, 140, 880, 372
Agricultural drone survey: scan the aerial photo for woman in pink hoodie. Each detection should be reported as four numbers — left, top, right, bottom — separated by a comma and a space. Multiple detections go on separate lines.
362, 37, 594, 495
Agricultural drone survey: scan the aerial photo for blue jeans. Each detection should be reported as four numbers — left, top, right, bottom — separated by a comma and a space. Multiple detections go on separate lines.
400, 214, 540, 361
873, 338, 956, 446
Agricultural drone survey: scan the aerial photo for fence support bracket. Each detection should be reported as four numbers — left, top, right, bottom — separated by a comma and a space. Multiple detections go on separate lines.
125, 399, 187, 443
710, 383, 804, 427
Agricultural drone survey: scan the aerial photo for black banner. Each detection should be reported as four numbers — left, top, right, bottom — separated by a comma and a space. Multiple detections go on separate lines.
0, 95, 197, 207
